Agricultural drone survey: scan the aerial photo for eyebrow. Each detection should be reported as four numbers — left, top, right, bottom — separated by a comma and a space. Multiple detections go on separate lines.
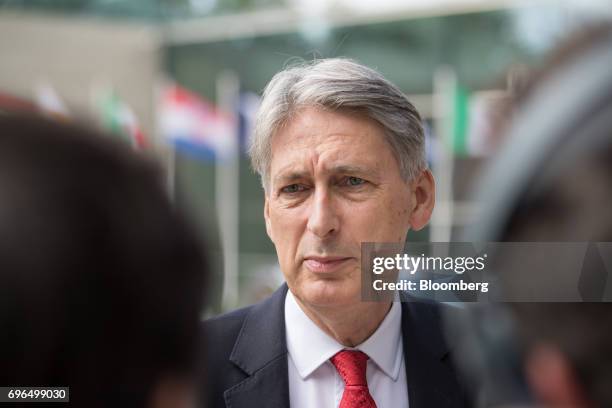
273, 171, 309, 186
331, 165, 372, 175
272, 164, 376, 186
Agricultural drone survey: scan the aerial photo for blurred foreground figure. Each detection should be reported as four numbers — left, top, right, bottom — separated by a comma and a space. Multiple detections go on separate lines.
460, 25, 612, 408
0, 115, 207, 408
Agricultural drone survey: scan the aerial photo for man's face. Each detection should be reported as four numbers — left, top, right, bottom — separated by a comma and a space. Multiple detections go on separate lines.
264, 107, 434, 309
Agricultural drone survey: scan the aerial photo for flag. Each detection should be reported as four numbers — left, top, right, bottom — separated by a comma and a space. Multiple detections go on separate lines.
450, 84, 470, 156
34, 84, 70, 121
449, 85, 505, 157
96, 90, 146, 149
237, 92, 260, 155
0, 91, 37, 114
160, 82, 236, 161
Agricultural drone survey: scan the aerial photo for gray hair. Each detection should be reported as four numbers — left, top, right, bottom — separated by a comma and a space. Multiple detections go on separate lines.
249, 58, 426, 192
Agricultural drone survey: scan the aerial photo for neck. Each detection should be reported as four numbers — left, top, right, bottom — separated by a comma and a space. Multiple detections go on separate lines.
293, 295, 392, 347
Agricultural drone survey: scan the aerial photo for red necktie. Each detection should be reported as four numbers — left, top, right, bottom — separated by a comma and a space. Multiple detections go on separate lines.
330, 350, 378, 408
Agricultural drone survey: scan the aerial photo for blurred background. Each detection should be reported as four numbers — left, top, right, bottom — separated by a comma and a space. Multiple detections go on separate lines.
1, 0, 611, 314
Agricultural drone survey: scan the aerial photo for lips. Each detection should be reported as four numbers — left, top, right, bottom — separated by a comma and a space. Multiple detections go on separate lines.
303, 256, 352, 273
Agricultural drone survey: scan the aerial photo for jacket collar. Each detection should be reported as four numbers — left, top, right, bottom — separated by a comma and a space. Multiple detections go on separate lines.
401, 299, 465, 407
224, 284, 290, 408
225, 285, 463, 408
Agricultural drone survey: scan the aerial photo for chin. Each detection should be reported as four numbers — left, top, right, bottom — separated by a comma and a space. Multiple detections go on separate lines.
298, 279, 360, 308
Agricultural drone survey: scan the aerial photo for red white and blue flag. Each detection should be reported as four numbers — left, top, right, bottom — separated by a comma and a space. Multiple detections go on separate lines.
160, 83, 236, 161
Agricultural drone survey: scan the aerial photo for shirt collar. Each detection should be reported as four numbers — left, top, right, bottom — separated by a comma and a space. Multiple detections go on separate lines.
356, 299, 403, 380
285, 290, 344, 379
284, 290, 403, 381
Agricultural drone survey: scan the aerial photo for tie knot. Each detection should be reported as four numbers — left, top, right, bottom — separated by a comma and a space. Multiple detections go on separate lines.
330, 350, 369, 386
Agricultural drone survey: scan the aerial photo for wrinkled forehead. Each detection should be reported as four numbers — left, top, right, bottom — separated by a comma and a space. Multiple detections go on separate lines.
268, 108, 399, 185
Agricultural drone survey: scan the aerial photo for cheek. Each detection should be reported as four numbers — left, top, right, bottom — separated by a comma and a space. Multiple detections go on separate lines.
357, 195, 410, 242
389, 192, 411, 224
268, 207, 305, 260
269, 205, 304, 235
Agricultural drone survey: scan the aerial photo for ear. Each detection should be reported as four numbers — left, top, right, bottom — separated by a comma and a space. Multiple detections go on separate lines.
264, 196, 274, 243
408, 169, 435, 231
526, 344, 592, 408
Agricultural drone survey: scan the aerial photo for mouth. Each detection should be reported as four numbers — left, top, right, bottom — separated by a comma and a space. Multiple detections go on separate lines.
302, 256, 353, 273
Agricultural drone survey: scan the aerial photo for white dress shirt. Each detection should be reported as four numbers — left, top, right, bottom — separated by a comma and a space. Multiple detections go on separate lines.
285, 290, 409, 408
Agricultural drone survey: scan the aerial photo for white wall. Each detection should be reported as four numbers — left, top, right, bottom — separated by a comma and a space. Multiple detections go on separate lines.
0, 11, 162, 140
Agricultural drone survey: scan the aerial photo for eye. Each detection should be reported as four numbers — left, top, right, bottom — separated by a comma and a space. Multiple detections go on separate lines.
280, 184, 306, 194
345, 176, 366, 186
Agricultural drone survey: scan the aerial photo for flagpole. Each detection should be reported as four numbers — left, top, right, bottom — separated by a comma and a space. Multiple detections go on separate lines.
216, 71, 240, 310
166, 141, 176, 201
155, 75, 176, 202
431, 66, 456, 245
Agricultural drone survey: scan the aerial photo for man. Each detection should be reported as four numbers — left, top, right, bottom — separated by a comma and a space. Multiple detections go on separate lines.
203, 58, 468, 408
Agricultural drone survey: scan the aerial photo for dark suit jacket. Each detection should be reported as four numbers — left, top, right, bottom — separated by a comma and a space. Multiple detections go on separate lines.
201, 284, 468, 408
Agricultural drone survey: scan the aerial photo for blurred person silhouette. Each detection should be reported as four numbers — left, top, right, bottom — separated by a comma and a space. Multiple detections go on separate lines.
0, 115, 208, 408
457, 24, 612, 408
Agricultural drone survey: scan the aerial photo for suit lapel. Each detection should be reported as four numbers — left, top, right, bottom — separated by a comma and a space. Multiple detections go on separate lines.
401, 300, 464, 408
224, 285, 290, 408
223, 286, 463, 408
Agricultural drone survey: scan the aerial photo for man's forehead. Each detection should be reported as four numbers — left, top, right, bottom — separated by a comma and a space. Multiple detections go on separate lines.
273, 162, 375, 182
271, 106, 384, 148
268, 107, 399, 182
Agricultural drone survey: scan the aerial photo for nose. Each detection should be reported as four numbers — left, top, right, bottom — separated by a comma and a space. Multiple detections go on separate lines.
306, 188, 340, 239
